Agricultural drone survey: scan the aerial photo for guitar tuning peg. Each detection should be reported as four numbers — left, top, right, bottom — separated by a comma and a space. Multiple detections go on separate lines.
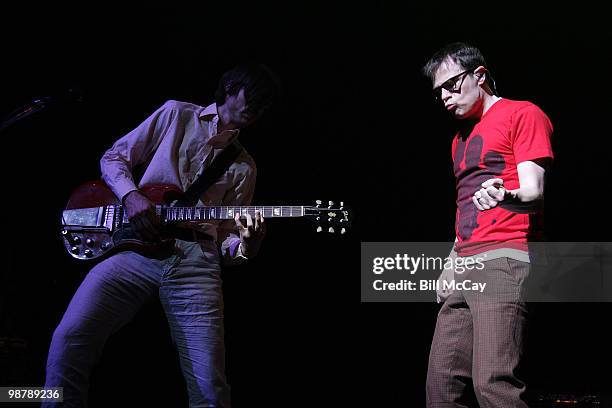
328, 201, 334, 208
316, 226, 323, 233
340, 201, 344, 209
328, 227, 335, 233
341, 228, 346, 234
316, 200, 322, 207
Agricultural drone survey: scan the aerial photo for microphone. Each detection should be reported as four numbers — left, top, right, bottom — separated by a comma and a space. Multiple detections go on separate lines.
0, 88, 84, 132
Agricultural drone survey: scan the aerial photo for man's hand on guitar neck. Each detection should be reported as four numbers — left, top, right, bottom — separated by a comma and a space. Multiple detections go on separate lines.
234, 211, 266, 258
123, 190, 160, 241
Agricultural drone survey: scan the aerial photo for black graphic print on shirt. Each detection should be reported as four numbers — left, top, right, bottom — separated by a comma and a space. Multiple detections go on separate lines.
454, 134, 506, 240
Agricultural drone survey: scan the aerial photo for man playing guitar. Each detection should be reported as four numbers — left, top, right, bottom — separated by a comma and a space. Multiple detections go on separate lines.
43, 63, 281, 408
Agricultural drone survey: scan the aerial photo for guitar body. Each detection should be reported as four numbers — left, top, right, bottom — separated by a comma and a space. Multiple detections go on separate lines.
65, 180, 184, 210
62, 181, 186, 261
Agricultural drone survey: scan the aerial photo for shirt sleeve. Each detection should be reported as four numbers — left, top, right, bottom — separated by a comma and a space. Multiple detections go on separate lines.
217, 159, 257, 267
100, 100, 177, 201
511, 103, 554, 164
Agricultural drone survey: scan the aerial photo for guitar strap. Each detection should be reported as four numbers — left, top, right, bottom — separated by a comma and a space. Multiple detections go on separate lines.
175, 141, 243, 207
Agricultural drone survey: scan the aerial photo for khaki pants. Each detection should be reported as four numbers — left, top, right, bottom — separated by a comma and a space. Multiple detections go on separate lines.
426, 257, 530, 408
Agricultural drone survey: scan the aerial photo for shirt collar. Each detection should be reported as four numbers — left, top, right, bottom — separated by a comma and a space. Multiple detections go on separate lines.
199, 102, 218, 118
199, 103, 240, 147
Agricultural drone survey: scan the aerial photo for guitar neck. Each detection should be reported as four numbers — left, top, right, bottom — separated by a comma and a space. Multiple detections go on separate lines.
157, 205, 305, 223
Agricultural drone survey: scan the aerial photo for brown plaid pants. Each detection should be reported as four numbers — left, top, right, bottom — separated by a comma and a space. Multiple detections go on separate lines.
426, 257, 530, 408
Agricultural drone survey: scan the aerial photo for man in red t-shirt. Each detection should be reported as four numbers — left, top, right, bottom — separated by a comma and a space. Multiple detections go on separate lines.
422, 43, 553, 408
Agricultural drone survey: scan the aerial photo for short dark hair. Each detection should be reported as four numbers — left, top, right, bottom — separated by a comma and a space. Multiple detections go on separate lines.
215, 63, 281, 115
422, 42, 497, 94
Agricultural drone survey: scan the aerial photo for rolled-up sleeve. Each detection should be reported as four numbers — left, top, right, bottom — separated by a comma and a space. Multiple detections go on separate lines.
217, 160, 257, 267
100, 101, 177, 201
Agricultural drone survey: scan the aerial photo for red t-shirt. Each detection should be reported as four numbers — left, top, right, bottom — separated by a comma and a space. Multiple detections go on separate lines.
452, 98, 554, 256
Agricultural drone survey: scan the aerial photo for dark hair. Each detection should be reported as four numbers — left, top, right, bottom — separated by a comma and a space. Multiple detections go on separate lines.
422, 42, 497, 94
215, 63, 281, 115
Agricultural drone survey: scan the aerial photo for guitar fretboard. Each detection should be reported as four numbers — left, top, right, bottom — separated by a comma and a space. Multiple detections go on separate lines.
161, 206, 304, 222
113, 206, 305, 224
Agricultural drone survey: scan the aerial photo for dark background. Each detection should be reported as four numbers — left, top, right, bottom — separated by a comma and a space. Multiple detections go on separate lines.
1, 2, 610, 407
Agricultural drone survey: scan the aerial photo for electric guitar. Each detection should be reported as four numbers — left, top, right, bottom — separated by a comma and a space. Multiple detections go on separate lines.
60, 180, 351, 261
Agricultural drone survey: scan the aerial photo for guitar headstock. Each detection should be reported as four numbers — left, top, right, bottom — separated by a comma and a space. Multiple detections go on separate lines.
304, 200, 351, 234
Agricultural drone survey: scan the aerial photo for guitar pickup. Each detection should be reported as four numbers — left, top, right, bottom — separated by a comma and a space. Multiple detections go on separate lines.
62, 207, 105, 227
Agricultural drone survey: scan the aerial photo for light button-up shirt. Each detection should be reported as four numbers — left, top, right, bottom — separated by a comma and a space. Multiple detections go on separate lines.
100, 100, 257, 266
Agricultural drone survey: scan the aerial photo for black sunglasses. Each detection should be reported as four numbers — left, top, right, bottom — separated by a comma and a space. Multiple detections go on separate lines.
432, 69, 472, 102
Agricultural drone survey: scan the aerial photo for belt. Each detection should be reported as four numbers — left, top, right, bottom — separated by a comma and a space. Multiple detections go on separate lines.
171, 228, 214, 242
